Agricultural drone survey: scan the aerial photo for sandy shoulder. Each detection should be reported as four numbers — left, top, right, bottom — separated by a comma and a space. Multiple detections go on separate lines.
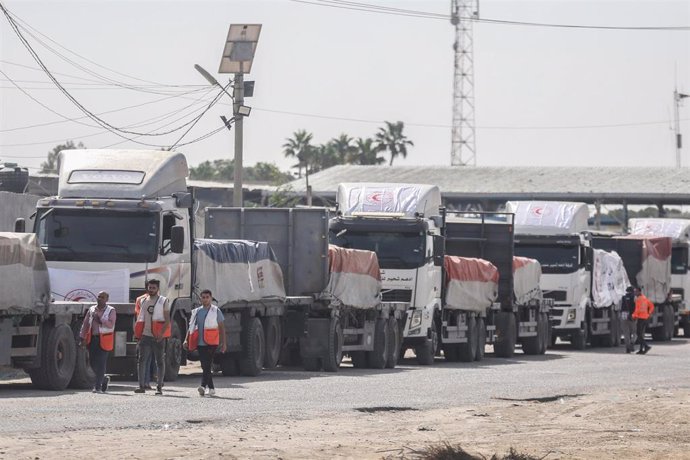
0, 387, 688, 459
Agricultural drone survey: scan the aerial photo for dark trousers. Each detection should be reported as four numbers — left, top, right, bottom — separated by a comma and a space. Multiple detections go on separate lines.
88, 336, 109, 390
198, 345, 217, 389
636, 319, 649, 350
138, 336, 166, 388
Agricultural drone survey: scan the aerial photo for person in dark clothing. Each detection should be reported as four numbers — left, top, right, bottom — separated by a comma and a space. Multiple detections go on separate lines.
620, 286, 637, 353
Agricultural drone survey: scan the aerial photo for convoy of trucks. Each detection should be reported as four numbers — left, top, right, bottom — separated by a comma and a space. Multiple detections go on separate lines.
0, 149, 685, 391
328, 184, 552, 363
507, 201, 629, 349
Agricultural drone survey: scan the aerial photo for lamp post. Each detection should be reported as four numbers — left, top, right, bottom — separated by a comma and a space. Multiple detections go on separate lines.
195, 24, 261, 206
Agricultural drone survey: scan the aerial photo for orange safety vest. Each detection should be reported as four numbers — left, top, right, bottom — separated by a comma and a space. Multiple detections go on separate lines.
134, 295, 171, 339
84, 305, 115, 351
186, 305, 220, 351
632, 294, 655, 320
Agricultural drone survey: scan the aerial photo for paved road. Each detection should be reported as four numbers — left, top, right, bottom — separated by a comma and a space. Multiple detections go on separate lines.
1, 339, 688, 434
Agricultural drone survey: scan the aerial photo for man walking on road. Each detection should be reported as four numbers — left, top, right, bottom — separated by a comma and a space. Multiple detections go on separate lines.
79, 291, 116, 393
133, 279, 170, 394
633, 287, 654, 355
183, 289, 226, 397
621, 286, 637, 353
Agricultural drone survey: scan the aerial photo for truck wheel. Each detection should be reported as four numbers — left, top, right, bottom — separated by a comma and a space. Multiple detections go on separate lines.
29, 323, 77, 391
538, 313, 549, 354
521, 312, 541, 355
385, 317, 401, 369
475, 317, 486, 361
458, 316, 477, 362
240, 317, 265, 377
164, 321, 183, 381
663, 305, 675, 341
599, 308, 617, 348
322, 317, 344, 372
263, 317, 282, 369
494, 312, 516, 358
219, 354, 240, 376
368, 318, 389, 369
68, 325, 95, 389
571, 322, 588, 350
415, 326, 438, 365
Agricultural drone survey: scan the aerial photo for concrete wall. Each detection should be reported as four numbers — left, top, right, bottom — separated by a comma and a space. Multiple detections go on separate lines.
0, 192, 40, 232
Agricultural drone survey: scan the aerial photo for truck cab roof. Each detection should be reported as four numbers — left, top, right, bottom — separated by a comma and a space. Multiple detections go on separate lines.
337, 183, 441, 219
507, 201, 590, 236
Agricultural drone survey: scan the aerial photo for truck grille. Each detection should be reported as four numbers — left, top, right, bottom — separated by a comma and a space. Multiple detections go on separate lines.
382, 289, 412, 302
543, 290, 567, 302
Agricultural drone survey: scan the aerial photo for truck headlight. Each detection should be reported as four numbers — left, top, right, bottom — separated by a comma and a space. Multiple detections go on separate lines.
410, 311, 422, 329
567, 310, 576, 322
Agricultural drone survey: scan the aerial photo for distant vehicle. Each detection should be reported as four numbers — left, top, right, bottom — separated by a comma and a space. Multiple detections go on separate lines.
628, 218, 690, 337
508, 201, 628, 349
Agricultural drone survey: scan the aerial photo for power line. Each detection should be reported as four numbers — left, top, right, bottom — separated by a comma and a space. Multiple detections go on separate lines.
289, 0, 690, 30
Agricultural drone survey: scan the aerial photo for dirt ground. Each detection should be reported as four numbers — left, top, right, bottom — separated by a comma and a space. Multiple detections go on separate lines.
0, 387, 688, 459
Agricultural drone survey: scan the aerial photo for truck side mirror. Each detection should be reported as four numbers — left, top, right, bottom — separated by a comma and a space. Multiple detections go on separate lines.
432, 234, 445, 266
170, 225, 185, 254
14, 218, 25, 233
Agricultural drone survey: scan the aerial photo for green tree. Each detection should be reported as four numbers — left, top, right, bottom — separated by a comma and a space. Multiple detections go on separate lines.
354, 137, 386, 165
189, 160, 292, 185
329, 133, 357, 164
374, 121, 414, 166
282, 130, 314, 178
41, 140, 85, 174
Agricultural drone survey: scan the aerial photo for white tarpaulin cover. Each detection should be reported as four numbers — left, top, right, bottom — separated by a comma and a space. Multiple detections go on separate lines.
337, 183, 441, 218
513, 256, 543, 305
0, 232, 50, 313
591, 249, 630, 308
193, 239, 286, 305
325, 245, 381, 309
444, 256, 499, 312
628, 218, 690, 243
49, 267, 129, 302
618, 235, 671, 303
508, 201, 589, 235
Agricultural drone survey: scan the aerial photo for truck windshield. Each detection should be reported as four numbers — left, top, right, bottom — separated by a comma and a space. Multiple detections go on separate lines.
671, 247, 688, 274
329, 230, 426, 269
36, 208, 158, 262
514, 244, 580, 274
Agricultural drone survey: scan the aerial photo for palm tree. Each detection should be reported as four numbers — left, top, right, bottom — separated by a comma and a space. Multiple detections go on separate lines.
329, 134, 357, 164
354, 138, 386, 165
374, 121, 414, 166
282, 130, 314, 178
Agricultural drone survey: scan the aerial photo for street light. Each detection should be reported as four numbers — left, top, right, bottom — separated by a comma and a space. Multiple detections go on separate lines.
195, 24, 261, 206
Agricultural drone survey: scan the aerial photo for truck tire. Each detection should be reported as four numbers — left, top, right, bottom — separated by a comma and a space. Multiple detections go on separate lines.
385, 317, 400, 369
521, 312, 541, 355
494, 312, 516, 358
164, 321, 183, 381
415, 326, 438, 365
537, 312, 551, 355
240, 317, 265, 377
599, 307, 617, 348
322, 317, 344, 372
219, 354, 240, 376
651, 305, 674, 342
368, 318, 389, 369
263, 317, 282, 369
475, 317, 486, 361
458, 316, 477, 362
571, 322, 588, 350
29, 323, 77, 391
69, 324, 95, 390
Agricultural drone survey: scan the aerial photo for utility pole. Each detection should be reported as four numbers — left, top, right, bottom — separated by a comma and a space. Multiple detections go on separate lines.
674, 88, 689, 167
233, 72, 244, 206
450, 0, 479, 166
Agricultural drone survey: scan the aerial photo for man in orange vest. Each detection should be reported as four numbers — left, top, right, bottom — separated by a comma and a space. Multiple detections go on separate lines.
79, 291, 116, 393
632, 287, 654, 355
133, 279, 170, 395
183, 289, 226, 397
